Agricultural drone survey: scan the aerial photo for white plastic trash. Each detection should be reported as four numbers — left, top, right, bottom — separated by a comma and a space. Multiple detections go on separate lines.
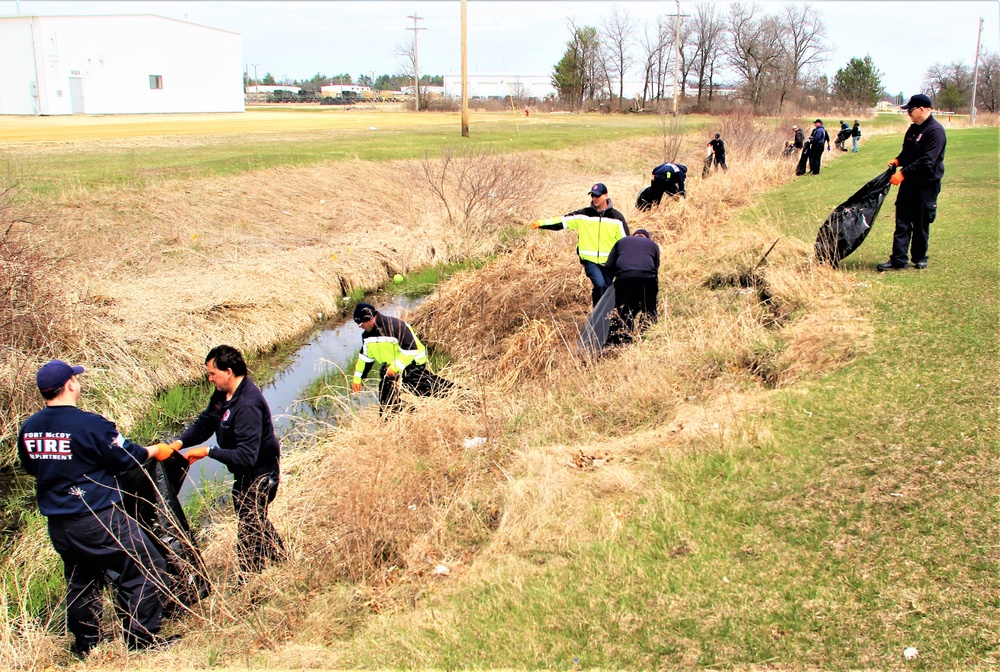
464, 437, 488, 449
903, 647, 918, 660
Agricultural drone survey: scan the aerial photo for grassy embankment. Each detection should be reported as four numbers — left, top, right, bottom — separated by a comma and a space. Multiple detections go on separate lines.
258, 128, 995, 670
7, 112, 994, 670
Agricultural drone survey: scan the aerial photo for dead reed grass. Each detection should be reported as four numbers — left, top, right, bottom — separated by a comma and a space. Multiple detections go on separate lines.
0, 121, 871, 668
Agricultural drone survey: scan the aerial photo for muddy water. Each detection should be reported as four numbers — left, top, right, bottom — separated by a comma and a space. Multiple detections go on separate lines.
177, 296, 422, 501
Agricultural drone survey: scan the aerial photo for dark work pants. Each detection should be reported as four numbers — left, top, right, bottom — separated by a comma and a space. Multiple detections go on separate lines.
378, 363, 454, 416
608, 277, 658, 345
714, 154, 728, 171
808, 148, 824, 174
582, 260, 613, 306
233, 467, 285, 574
47, 505, 167, 655
891, 181, 941, 267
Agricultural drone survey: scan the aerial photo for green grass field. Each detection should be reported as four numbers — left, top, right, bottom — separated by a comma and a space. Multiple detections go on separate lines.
321, 127, 998, 669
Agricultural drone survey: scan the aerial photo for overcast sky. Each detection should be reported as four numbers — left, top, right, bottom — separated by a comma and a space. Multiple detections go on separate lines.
2, 0, 997, 95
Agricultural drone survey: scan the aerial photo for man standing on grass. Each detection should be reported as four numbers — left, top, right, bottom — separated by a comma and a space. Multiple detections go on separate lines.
350, 302, 454, 415
530, 182, 629, 306
170, 345, 286, 577
851, 120, 862, 153
878, 94, 946, 272
808, 119, 830, 175
18, 360, 176, 658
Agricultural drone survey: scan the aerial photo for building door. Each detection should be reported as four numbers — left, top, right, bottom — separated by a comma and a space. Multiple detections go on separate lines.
69, 77, 85, 114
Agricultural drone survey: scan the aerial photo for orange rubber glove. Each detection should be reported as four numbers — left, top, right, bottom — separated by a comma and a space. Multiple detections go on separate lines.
888, 158, 899, 168
529, 220, 542, 229
149, 443, 176, 462
183, 446, 210, 464
385, 366, 398, 377
352, 381, 362, 393
168, 439, 183, 452
889, 171, 904, 186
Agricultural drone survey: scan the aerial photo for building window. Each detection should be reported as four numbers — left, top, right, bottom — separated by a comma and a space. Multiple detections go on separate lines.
149, 75, 163, 89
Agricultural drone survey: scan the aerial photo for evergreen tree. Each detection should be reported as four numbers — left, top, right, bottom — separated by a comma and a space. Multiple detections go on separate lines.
832, 55, 884, 107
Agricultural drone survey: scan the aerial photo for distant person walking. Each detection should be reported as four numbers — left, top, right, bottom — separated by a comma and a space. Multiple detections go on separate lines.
808, 119, 830, 175
531, 182, 629, 306
851, 120, 862, 153
877, 94, 946, 272
604, 229, 660, 345
707, 133, 728, 172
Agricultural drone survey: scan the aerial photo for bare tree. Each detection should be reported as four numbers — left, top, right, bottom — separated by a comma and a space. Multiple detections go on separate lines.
602, 5, 637, 111
638, 17, 671, 108
690, 2, 727, 105
728, 2, 784, 111
779, 4, 829, 90
923, 60, 975, 107
976, 50, 1000, 113
676, 18, 697, 98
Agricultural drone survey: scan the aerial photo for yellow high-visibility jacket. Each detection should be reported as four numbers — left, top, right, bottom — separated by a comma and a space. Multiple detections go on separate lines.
353, 313, 428, 383
536, 205, 629, 264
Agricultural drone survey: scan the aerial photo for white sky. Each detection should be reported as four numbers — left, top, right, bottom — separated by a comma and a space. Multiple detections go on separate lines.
2, 0, 997, 95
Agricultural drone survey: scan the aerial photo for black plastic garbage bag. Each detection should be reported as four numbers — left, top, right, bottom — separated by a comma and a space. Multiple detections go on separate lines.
119, 451, 211, 610
814, 168, 894, 267
578, 285, 617, 356
795, 140, 811, 176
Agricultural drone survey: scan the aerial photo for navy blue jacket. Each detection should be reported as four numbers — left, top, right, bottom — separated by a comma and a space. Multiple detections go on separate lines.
179, 377, 280, 476
896, 115, 946, 185
810, 125, 828, 147
605, 235, 661, 280
18, 405, 149, 516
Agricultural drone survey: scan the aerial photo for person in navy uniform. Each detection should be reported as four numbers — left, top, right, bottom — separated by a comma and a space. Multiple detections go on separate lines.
878, 94, 947, 272
808, 119, 830, 175
17, 360, 176, 657
604, 229, 661, 345
169, 345, 285, 576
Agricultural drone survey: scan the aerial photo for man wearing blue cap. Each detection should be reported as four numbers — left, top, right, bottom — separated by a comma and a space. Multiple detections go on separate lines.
878, 94, 946, 272
530, 182, 629, 306
351, 303, 454, 415
17, 360, 177, 657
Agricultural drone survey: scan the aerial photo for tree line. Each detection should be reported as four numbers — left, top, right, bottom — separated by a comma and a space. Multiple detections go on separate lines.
244, 72, 443, 91
550, 1, 996, 115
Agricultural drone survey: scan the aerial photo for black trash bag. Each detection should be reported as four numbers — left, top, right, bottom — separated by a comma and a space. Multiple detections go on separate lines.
578, 285, 617, 356
795, 140, 811, 176
636, 184, 663, 211
834, 127, 852, 151
814, 168, 894, 267
118, 452, 211, 611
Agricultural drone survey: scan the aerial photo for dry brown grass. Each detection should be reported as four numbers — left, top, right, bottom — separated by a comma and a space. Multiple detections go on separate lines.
0, 121, 874, 669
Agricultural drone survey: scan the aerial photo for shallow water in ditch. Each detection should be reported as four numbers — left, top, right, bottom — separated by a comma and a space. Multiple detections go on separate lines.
177, 295, 422, 501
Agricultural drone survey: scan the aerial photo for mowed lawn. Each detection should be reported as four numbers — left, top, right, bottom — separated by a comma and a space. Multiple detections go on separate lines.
324, 128, 998, 669
0, 108, 708, 195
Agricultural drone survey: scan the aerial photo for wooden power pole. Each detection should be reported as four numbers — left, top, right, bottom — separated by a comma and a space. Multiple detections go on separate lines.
461, 0, 469, 136
407, 13, 426, 112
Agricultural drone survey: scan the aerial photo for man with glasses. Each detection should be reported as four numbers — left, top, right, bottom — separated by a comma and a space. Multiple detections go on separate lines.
530, 182, 629, 306
878, 94, 947, 272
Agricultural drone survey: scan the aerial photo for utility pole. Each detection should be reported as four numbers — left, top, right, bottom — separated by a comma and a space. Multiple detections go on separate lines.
970, 17, 984, 127
406, 13, 426, 112
665, 0, 689, 116
461, 0, 469, 136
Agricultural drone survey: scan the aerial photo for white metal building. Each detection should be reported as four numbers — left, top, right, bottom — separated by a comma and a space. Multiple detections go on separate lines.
0, 14, 243, 115
442, 74, 556, 100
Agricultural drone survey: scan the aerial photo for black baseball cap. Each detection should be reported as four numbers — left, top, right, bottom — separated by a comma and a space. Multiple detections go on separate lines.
36, 360, 84, 394
901, 93, 933, 110
588, 183, 608, 197
353, 302, 377, 324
